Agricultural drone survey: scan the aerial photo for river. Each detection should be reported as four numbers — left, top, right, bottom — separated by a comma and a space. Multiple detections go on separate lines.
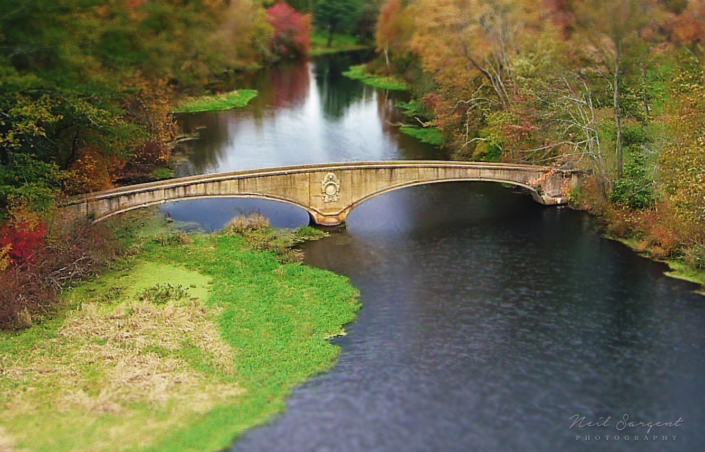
164, 52, 705, 452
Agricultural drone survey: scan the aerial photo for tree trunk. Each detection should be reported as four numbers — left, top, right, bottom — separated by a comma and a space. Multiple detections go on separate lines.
640, 63, 650, 118
384, 45, 390, 71
327, 23, 337, 48
614, 54, 624, 178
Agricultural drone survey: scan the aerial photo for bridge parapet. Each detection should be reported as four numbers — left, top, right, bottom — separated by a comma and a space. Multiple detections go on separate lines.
60, 161, 585, 226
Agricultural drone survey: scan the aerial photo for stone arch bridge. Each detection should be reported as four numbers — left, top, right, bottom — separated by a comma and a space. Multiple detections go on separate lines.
61, 161, 584, 226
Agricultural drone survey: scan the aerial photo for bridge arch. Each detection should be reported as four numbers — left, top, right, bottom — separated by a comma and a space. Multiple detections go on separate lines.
60, 161, 583, 226
90, 194, 320, 224
324, 178, 545, 226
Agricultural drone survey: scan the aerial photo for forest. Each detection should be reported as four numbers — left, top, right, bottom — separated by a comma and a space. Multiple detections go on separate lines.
372, 0, 705, 274
1, 0, 704, 327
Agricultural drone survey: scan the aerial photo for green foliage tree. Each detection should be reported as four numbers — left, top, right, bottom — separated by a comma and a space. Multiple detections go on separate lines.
314, 0, 361, 46
287, 0, 315, 12
571, 0, 663, 177
0, 0, 272, 209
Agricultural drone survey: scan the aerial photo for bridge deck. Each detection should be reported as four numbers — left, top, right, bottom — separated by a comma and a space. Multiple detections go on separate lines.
60, 161, 583, 226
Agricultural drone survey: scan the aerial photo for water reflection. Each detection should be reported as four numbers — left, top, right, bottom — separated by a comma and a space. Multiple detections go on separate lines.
173, 51, 444, 176
313, 52, 368, 119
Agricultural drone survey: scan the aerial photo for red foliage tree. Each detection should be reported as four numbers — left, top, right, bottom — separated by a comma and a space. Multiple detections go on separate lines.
267, 2, 312, 57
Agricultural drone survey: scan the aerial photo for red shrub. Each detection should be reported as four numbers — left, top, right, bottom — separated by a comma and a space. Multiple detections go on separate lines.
0, 217, 47, 266
0, 214, 124, 330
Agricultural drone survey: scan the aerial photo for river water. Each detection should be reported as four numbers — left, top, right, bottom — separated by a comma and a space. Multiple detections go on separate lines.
164, 53, 705, 452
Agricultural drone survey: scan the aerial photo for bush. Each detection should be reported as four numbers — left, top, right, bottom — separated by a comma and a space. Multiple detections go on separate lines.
685, 244, 705, 270
609, 151, 654, 210
0, 215, 124, 330
225, 213, 271, 234
0, 207, 48, 265
267, 3, 312, 57
152, 232, 192, 246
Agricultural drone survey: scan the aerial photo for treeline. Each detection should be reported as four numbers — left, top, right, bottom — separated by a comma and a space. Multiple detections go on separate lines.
0, 0, 380, 327
373, 0, 705, 272
0, 0, 381, 216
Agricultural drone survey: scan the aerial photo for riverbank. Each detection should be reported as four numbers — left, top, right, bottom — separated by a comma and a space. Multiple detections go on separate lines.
309, 33, 370, 56
614, 237, 705, 295
173, 90, 259, 114
0, 212, 360, 452
342, 64, 409, 90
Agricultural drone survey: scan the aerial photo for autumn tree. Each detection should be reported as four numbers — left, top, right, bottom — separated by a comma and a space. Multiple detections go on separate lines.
411, 0, 543, 110
0, 0, 275, 207
268, 2, 313, 57
376, 0, 415, 70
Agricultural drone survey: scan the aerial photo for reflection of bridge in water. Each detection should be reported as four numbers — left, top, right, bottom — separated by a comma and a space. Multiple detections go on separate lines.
62, 161, 585, 226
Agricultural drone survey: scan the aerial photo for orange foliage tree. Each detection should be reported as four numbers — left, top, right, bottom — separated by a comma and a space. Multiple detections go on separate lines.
376, 0, 415, 71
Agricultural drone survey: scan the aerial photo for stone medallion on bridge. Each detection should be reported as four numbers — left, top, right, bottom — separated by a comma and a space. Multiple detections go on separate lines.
321, 173, 340, 203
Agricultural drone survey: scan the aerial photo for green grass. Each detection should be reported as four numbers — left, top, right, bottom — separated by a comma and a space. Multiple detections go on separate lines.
665, 260, 705, 294
0, 219, 360, 452
396, 100, 424, 117
308, 32, 370, 56
153, 167, 175, 180
173, 89, 258, 113
342, 64, 410, 90
400, 126, 445, 146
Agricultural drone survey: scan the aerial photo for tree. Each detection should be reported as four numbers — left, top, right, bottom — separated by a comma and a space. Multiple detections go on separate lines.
358, 0, 385, 41
411, 0, 542, 110
314, 0, 361, 47
375, 0, 415, 70
286, 0, 314, 13
268, 2, 313, 57
571, 0, 663, 177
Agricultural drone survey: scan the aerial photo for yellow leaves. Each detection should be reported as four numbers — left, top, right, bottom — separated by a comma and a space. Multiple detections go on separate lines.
0, 95, 62, 149
0, 244, 11, 272
65, 148, 122, 195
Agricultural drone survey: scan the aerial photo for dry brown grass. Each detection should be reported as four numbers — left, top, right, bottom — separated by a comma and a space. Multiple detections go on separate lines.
0, 428, 18, 452
2, 299, 241, 413
0, 270, 244, 451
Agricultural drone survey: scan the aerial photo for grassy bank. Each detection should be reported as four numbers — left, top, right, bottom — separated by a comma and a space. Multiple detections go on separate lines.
400, 126, 445, 146
0, 214, 360, 452
342, 65, 410, 90
614, 237, 705, 295
173, 90, 258, 113
309, 32, 370, 56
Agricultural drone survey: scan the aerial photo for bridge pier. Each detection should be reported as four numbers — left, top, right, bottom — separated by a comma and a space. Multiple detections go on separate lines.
308, 210, 349, 227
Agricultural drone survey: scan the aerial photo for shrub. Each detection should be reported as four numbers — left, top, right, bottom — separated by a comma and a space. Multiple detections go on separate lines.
225, 213, 271, 234
152, 232, 192, 246
609, 151, 654, 210
0, 206, 48, 266
685, 244, 705, 270
0, 215, 124, 330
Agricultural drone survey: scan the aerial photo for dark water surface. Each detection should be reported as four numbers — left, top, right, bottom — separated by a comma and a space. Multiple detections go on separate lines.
163, 53, 705, 452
